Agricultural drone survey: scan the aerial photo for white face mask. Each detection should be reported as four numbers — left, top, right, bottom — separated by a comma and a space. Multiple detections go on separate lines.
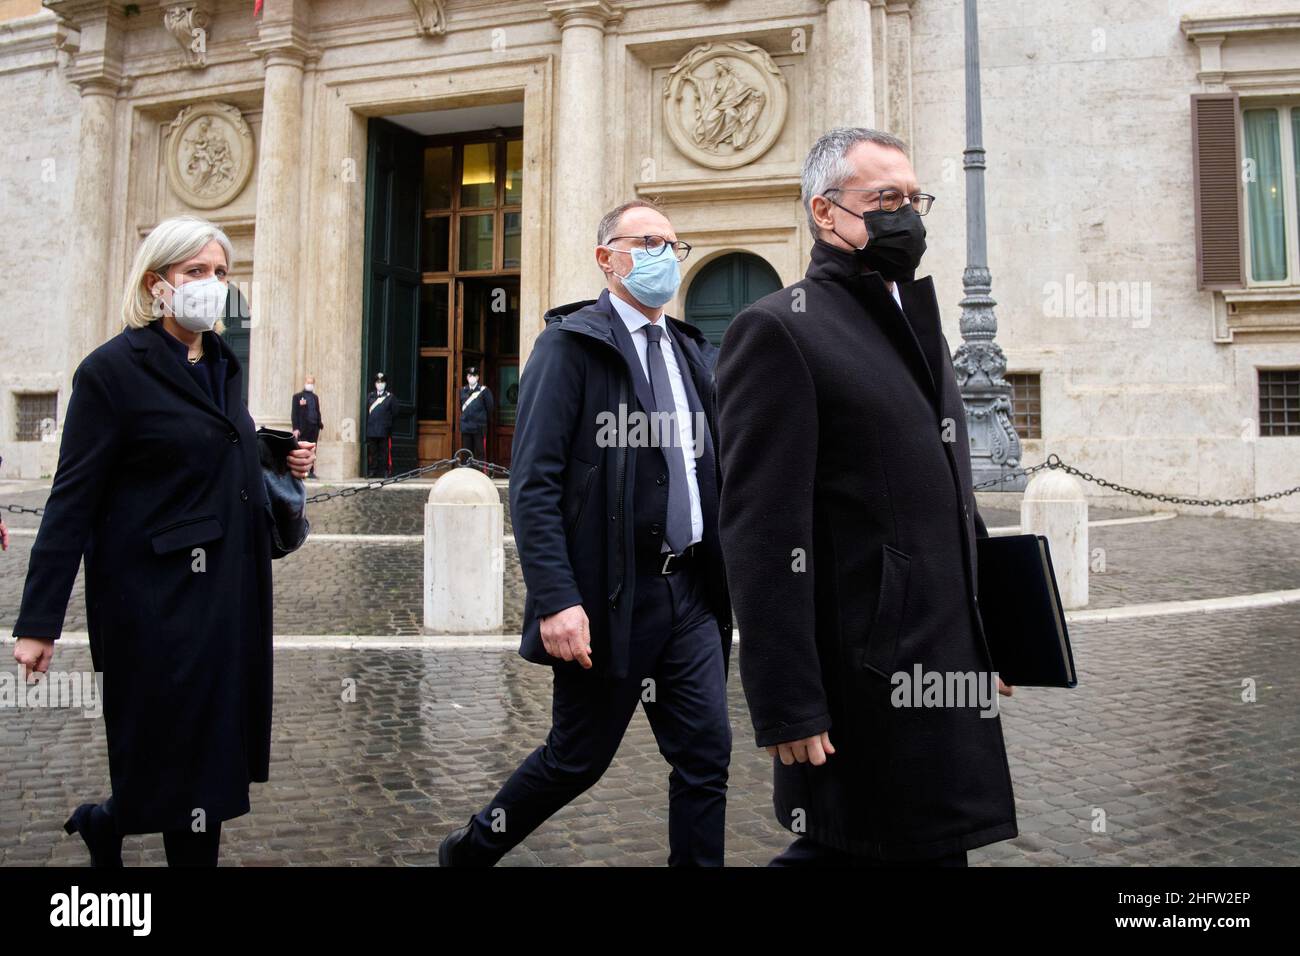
304, 383, 315, 392
375, 382, 386, 393
467, 376, 478, 387
159, 275, 227, 333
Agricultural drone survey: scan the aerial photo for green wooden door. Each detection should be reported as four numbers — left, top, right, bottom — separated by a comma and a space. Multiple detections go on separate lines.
684, 252, 782, 345
221, 283, 250, 407
362, 118, 424, 475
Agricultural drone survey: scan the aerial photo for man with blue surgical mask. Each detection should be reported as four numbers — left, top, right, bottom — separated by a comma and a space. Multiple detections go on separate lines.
439, 200, 734, 867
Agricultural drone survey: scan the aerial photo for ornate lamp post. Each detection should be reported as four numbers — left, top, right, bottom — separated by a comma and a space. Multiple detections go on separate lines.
952, 0, 1024, 489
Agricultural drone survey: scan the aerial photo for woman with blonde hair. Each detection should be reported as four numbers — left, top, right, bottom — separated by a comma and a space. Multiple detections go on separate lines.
11, 215, 314, 866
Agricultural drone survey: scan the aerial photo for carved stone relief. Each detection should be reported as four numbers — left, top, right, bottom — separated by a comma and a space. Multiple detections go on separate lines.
662, 41, 788, 170
164, 102, 255, 210
410, 0, 448, 36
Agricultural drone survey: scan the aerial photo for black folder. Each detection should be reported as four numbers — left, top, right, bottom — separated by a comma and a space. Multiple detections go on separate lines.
976, 534, 1077, 688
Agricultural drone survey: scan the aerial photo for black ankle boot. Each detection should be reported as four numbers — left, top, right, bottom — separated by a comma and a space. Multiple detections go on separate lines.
63, 803, 123, 868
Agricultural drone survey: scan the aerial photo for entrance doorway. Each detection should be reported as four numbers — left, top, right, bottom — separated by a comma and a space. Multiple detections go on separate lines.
362, 115, 523, 473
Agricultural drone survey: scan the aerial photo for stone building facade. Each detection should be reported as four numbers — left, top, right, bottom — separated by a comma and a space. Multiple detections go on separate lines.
0, 0, 1297, 516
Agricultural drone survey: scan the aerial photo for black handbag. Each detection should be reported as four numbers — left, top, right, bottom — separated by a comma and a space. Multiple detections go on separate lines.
255, 427, 310, 558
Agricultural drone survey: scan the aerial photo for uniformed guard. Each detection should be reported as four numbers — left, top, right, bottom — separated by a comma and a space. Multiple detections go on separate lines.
365, 371, 396, 478
457, 365, 494, 470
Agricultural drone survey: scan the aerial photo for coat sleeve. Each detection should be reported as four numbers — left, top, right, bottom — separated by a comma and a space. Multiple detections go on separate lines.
716, 306, 830, 748
291, 395, 303, 432
13, 358, 121, 640
509, 329, 585, 618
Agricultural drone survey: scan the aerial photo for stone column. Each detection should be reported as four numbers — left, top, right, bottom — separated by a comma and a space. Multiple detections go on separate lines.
48, 2, 127, 435
545, 1, 621, 307
820, 0, 875, 129
882, 0, 915, 144
247, 2, 315, 431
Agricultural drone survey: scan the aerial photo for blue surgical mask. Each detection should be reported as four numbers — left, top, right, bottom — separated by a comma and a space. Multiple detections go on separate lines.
609, 247, 681, 309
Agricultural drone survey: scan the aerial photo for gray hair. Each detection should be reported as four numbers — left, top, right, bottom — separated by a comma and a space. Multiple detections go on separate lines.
121, 215, 234, 329
801, 127, 909, 236
596, 199, 665, 247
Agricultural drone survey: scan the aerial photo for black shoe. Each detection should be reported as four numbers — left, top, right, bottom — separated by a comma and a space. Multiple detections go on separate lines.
63, 803, 123, 868
438, 823, 471, 867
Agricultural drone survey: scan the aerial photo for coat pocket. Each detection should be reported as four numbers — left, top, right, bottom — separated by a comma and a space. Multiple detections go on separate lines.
563, 458, 599, 537
859, 545, 911, 678
149, 514, 225, 554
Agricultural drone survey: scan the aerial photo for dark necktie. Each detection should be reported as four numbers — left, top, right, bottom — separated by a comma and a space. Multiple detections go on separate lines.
643, 323, 692, 553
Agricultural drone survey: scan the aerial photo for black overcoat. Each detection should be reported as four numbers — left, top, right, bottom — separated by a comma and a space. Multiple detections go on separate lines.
13, 322, 277, 834
512, 289, 732, 680
715, 240, 1017, 860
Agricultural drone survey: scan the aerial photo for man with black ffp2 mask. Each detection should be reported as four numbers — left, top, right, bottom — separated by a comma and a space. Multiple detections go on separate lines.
715, 127, 1017, 866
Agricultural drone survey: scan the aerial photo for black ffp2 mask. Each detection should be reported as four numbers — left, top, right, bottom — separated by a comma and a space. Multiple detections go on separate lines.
828, 200, 928, 282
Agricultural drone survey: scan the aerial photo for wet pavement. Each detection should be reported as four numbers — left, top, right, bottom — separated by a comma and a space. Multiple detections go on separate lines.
2, 479, 1298, 865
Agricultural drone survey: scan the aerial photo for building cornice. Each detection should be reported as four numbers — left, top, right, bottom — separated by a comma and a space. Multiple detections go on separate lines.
1181, 12, 1300, 39
544, 0, 623, 32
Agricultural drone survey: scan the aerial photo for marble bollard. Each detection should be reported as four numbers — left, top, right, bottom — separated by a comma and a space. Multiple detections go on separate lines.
424, 467, 503, 633
1020, 470, 1089, 609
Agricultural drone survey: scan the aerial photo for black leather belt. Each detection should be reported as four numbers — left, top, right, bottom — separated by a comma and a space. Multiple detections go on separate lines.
639, 543, 699, 575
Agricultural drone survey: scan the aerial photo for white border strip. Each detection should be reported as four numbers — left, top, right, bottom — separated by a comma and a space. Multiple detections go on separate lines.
1064, 588, 1300, 623
18, 588, 1300, 649
987, 512, 1177, 535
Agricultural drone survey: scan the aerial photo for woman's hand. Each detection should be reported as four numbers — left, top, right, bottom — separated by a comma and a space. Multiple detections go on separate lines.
13, 637, 54, 679
287, 441, 316, 480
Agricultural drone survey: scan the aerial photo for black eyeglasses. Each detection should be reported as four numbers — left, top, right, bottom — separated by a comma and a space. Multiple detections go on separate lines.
825, 188, 935, 216
604, 235, 693, 262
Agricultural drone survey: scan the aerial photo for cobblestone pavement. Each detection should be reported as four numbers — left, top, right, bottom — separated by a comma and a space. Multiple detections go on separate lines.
3, 479, 1298, 866
1, 603, 1297, 866
4, 483, 1300, 637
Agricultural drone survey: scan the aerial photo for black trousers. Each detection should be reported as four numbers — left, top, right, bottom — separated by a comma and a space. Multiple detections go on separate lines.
458, 562, 731, 866
461, 430, 487, 466
770, 836, 968, 867
96, 797, 224, 866
366, 435, 391, 477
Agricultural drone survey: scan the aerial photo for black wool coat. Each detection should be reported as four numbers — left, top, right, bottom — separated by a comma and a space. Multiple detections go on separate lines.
512, 289, 732, 679
13, 323, 278, 834
715, 239, 1017, 860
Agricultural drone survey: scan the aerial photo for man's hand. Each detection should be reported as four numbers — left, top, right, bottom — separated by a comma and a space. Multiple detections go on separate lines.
997, 677, 1013, 697
767, 731, 835, 767
0, 517, 8, 551
288, 441, 316, 480
540, 604, 592, 669
13, 637, 54, 680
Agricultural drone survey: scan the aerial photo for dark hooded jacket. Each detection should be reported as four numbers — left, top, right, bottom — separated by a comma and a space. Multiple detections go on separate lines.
512, 289, 732, 679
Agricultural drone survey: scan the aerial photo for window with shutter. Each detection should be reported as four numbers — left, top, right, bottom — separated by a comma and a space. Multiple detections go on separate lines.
1191, 93, 1245, 290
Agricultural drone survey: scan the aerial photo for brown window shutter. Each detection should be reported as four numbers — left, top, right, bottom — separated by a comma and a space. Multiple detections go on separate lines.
1191, 92, 1245, 290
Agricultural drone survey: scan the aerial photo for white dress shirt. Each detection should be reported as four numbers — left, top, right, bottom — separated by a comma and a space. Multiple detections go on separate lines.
608, 292, 704, 549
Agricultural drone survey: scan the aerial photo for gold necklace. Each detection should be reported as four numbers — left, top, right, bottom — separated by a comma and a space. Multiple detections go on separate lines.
187, 344, 203, 364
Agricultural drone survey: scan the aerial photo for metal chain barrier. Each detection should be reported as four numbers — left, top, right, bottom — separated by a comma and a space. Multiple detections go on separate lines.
302, 448, 510, 505
2, 448, 511, 517
7, 450, 1297, 516
972, 453, 1300, 507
